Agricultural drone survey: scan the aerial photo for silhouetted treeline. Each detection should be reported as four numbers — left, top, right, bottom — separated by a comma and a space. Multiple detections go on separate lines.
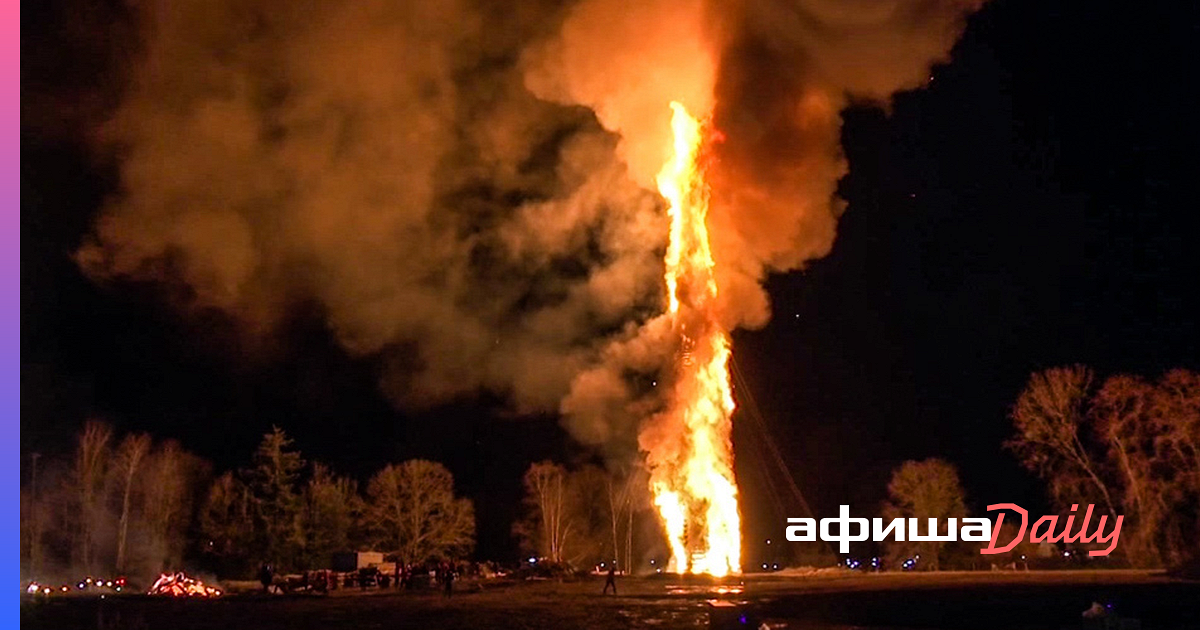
22, 421, 209, 581
21, 424, 475, 581
23, 366, 1197, 581
1008, 366, 1200, 568
513, 460, 656, 573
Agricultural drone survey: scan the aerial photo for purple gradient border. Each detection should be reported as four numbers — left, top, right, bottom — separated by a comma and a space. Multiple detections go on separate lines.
7, 0, 20, 622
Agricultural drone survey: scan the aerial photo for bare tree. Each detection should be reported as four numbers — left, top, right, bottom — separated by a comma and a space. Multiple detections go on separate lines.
112, 433, 151, 573
1010, 366, 1200, 567
199, 471, 255, 577
24, 457, 72, 577
1007, 366, 1118, 519
519, 461, 572, 563
1151, 370, 1200, 565
141, 441, 203, 573
566, 466, 609, 567
21, 489, 43, 577
1092, 374, 1161, 562
516, 462, 640, 569
1151, 370, 1200, 495
25, 452, 44, 576
623, 467, 650, 573
604, 465, 646, 572
73, 420, 112, 572
300, 463, 361, 569
606, 472, 629, 569
882, 458, 968, 571
1093, 370, 1200, 565
364, 460, 475, 563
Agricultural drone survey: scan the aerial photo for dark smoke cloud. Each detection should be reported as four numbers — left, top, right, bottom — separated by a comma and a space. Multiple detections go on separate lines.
706, 0, 986, 330
79, 0, 667, 418
78, 0, 983, 454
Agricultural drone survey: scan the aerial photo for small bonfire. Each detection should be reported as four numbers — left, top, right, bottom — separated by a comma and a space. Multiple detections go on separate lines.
147, 572, 222, 598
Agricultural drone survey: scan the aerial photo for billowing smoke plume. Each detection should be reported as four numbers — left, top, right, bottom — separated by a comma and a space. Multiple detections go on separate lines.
706, 0, 986, 330
78, 0, 668, 418
531, 0, 983, 448
79, 0, 983, 454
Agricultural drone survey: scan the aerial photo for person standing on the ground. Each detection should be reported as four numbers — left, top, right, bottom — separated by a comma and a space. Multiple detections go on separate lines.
443, 565, 454, 598
358, 567, 370, 591
603, 564, 617, 595
258, 563, 274, 594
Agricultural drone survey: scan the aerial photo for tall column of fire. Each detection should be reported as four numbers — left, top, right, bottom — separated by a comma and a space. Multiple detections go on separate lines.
645, 102, 741, 577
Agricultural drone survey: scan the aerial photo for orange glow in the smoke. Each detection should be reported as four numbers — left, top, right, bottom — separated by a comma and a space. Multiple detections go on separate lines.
648, 102, 741, 577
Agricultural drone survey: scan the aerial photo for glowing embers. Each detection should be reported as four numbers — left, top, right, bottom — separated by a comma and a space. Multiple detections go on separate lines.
148, 572, 223, 597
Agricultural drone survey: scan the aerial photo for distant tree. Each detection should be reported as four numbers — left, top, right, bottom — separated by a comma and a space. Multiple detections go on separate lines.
1142, 370, 1200, 565
112, 433, 151, 573
199, 471, 255, 577
605, 467, 637, 572
566, 465, 610, 567
23, 452, 48, 577
20, 489, 42, 576
24, 456, 73, 576
882, 458, 968, 571
1092, 370, 1200, 565
518, 461, 572, 563
619, 467, 651, 573
72, 420, 112, 572
140, 440, 205, 573
246, 426, 305, 569
1091, 374, 1160, 561
299, 463, 361, 569
1009, 366, 1200, 567
364, 460, 475, 563
1007, 366, 1118, 519
515, 462, 631, 568
24, 422, 214, 578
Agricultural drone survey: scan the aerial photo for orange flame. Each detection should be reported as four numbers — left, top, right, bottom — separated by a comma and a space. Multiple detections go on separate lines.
646, 102, 741, 576
148, 572, 223, 597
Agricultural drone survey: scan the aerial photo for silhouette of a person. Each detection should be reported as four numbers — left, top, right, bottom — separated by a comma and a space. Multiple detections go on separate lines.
603, 565, 617, 595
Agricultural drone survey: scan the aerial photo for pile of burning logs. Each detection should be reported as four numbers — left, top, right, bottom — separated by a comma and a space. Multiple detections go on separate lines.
147, 572, 222, 597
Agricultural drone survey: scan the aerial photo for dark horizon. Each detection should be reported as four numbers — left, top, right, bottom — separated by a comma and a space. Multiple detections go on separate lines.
21, 0, 1200, 565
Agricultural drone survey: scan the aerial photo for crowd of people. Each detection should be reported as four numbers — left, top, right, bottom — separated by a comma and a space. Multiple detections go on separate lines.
256, 560, 485, 596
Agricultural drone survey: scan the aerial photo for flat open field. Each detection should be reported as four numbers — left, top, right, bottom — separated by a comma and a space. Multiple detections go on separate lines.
20, 570, 1200, 630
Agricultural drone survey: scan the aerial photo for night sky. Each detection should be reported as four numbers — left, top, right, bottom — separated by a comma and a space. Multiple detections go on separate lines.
21, 0, 1200, 562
